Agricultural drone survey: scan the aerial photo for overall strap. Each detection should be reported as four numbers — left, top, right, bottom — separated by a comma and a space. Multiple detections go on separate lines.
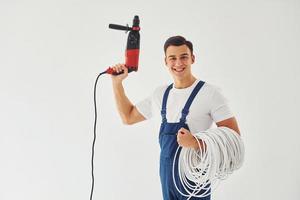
161, 83, 173, 123
180, 80, 205, 123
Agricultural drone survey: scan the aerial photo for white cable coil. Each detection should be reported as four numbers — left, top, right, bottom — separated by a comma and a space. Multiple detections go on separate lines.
173, 126, 245, 199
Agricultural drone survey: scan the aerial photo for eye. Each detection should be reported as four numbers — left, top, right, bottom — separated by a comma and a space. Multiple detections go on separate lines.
181, 56, 188, 59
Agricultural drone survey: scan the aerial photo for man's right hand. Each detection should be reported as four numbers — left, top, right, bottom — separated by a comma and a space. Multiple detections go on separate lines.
110, 63, 128, 84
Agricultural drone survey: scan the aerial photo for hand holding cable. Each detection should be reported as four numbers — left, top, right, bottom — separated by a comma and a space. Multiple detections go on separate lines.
177, 128, 206, 151
173, 126, 245, 199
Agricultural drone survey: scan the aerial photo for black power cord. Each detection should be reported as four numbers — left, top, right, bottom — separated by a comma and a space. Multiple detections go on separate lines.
90, 71, 107, 200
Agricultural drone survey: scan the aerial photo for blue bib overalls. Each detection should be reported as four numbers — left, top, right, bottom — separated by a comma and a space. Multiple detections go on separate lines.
159, 80, 211, 200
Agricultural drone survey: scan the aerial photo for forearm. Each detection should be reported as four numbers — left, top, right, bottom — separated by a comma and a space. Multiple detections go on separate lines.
112, 81, 134, 124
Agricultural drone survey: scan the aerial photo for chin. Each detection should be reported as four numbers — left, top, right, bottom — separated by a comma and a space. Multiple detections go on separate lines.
172, 73, 186, 81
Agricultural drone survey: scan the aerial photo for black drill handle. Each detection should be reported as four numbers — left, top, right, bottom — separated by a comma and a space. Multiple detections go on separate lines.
109, 24, 131, 31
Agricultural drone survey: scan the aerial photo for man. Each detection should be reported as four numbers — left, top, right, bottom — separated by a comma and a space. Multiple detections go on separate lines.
110, 36, 240, 200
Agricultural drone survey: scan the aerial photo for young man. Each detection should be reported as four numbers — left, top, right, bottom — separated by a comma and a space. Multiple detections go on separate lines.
110, 36, 240, 200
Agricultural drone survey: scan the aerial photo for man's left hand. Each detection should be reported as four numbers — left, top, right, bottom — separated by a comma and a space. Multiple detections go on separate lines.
176, 127, 198, 149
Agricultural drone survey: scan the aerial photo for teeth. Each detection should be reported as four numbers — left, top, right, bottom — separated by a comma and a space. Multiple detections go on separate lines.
173, 68, 184, 72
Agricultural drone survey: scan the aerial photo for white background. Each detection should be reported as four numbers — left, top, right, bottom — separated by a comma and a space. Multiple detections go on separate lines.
0, 0, 299, 199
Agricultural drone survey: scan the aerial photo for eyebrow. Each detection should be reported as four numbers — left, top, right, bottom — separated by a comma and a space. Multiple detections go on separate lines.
168, 53, 189, 58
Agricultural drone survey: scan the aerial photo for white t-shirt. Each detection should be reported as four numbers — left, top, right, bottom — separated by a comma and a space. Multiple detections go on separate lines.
135, 79, 234, 134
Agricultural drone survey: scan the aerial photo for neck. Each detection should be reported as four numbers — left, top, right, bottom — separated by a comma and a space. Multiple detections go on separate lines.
174, 75, 197, 89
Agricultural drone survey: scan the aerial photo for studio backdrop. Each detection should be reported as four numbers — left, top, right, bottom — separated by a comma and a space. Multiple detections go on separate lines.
0, 0, 299, 200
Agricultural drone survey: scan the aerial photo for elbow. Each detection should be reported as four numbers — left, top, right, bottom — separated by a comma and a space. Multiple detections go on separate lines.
125, 121, 135, 125
121, 107, 135, 125
121, 117, 134, 125
121, 118, 130, 125
234, 127, 241, 136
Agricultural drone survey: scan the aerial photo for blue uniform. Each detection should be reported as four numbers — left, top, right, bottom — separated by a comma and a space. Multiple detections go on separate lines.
159, 80, 211, 200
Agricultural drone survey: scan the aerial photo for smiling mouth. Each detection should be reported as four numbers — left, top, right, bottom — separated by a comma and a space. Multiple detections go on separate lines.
172, 67, 185, 73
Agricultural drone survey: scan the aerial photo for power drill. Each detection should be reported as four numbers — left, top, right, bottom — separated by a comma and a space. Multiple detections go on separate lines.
105, 15, 140, 75
90, 16, 141, 200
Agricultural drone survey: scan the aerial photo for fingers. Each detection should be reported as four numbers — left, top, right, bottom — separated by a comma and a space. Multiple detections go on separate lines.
177, 128, 193, 147
177, 133, 185, 147
178, 127, 189, 135
111, 63, 127, 74
177, 128, 187, 142
123, 65, 128, 75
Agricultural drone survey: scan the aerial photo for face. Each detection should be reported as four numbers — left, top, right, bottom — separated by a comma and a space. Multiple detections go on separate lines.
165, 44, 195, 81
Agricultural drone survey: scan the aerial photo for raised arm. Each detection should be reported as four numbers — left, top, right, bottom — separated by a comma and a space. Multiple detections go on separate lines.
111, 63, 146, 125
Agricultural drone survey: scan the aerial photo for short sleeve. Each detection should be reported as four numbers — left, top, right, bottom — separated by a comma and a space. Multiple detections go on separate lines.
135, 85, 166, 120
210, 87, 234, 122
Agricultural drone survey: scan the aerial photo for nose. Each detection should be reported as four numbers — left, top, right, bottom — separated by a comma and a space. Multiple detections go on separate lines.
175, 59, 182, 67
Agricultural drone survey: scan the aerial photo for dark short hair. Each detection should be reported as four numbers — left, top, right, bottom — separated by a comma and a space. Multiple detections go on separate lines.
164, 35, 193, 55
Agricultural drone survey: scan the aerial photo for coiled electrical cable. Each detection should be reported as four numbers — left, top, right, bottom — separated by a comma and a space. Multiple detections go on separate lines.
173, 127, 244, 199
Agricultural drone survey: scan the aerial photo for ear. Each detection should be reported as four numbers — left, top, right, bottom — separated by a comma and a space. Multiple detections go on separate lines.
164, 57, 167, 66
191, 54, 195, 64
